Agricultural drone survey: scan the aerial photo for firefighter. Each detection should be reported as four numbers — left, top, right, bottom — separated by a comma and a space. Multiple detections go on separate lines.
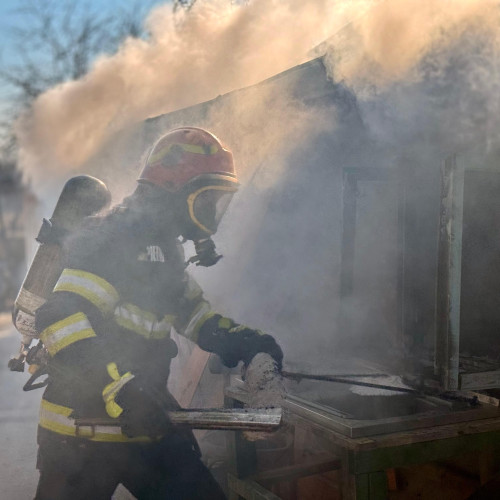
33, 127, 283, 500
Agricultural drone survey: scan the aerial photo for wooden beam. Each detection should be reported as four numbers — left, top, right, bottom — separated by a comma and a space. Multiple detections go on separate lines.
227, 474, 281, 500
251, 458, 341, 485
351, 429, 500, 474
175, 346, 211, 408
76, 408, 282, 432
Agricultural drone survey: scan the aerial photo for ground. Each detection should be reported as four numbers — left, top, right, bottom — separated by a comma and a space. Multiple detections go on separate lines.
0, 313, 40, 499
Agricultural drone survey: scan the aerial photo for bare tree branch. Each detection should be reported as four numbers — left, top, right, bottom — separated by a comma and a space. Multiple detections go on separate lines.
0, 0, 159, 162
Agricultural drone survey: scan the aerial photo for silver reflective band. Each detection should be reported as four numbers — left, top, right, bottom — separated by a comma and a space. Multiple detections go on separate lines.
40, 312, 96, 356
54, 269, 119, 315
39, 399, 151, 443
114, 303, 173, 339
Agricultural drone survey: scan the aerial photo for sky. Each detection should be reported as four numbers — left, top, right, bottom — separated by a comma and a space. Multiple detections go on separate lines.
0, 0, 168, 48
0, 0, 168, 99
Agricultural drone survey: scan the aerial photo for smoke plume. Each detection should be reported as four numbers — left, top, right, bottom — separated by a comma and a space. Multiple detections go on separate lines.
16, 0, 377, 191
16, 0, 500, 194
324, 0, 499, 86
15, 0, 500, 368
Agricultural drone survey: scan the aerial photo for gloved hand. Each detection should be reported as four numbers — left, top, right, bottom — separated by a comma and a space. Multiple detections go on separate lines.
115, 378, 171, 439
243, 352, 286, 442
197, 314, 284, 370
232, 325, 284, 371
243, 353, 285, 406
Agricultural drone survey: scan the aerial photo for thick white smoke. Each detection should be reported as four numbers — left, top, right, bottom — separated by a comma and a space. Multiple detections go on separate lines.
321, 0, 500, 154
16, 0, 500, 196
14, 0, 500, 367
16, 0, 378, 192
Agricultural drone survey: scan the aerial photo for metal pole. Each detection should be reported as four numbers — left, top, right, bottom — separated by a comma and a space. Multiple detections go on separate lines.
435, 154, 464, 391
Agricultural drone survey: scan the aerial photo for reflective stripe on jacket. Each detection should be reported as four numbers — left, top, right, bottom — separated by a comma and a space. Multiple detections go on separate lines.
39, 399, 152, 443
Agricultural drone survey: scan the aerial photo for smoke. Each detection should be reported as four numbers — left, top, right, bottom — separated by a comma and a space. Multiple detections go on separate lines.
314, 0, 500, 372
16, 0, 376, 192
322, 0, 500, 150
204, 85, 336, 187
14, 0, 500, 370
16, 0, 500, 194
324, 0, 499, 86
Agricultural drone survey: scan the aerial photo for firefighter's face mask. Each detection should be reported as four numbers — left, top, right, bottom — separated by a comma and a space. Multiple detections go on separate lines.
178, 175, 238, 242
187, 186, 236, 236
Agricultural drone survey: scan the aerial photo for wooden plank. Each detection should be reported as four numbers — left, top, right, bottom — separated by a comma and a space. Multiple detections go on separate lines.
227, 474, 281, 500
368, 471, 388, 500
354, 416, 500, 451
251, 458, 341, 484
350, 429, 500, 474
285, 409, 500, 453
175, 345, 211, 408
354, 473, 369, 500
76, 408, 282, 432
460, 370, 500, 390
169, 408, 282, 431
341, 448, 357, 500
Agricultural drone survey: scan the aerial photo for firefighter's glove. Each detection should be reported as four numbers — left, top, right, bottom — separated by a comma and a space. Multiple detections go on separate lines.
115, 378, 171, 439
244, 353, 285, 403
243, 353, 286, 441
198, 314, 284, 371
103, 364, 170, 439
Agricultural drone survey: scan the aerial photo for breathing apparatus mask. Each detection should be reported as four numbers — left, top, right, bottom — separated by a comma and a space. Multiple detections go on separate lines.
137, 127, 238, 267
179, 174, 238, 266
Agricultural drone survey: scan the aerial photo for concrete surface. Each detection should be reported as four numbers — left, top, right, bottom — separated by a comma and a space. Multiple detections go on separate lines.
0, 313, 40, 499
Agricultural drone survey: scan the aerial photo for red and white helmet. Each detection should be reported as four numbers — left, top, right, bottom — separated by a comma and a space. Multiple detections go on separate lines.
138, 127, 238, 238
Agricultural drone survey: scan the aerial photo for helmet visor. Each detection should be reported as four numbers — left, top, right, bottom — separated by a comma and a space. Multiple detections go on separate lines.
188, 186, 237, 234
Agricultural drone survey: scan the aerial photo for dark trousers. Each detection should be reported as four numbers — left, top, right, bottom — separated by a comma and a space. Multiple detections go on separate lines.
35, 429, 227, 500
